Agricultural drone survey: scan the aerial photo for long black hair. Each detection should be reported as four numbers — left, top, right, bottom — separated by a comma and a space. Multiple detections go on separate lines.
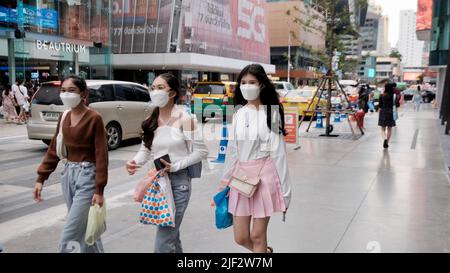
142, 73, 181, 150
4, 84, 11, 96
384, 83, 395, 96
234, 64, 287, 136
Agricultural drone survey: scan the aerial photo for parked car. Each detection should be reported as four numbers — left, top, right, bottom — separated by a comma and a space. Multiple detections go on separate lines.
402, 89, 436, 103
27, 80, 153, 150
402, 89, 415, 101
191, 81, 236, 123
274, 81, 295, 98
421, 90, 436, 103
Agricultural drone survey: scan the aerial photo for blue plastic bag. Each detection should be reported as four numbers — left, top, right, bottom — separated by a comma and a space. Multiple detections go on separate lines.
368, 101, 375, 112
213, 186, 233, 229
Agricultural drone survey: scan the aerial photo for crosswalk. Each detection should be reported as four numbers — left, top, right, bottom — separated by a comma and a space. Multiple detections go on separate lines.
0, 133, 223, 250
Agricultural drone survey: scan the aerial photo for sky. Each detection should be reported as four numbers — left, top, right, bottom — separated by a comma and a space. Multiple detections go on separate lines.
372, 0, 419, 48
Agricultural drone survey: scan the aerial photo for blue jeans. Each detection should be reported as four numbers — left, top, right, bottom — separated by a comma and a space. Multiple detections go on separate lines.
59, 162, 104, 253
154, 168, 192, 253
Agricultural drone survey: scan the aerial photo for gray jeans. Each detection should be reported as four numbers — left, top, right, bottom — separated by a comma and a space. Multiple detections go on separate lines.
59, 162, 104, 253
154, 168, 192, 253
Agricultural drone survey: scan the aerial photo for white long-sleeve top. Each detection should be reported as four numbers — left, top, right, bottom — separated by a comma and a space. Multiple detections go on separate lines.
133, 110, 209, 173
221, 105, 292, 209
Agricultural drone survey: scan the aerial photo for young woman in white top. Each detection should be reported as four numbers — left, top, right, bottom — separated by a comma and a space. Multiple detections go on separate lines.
126, 73, 208, 253
213, 64, 292, 253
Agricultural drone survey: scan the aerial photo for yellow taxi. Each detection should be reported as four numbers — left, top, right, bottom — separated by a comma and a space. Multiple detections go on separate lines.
280, 88, 327, 119
192, 81, 237, 123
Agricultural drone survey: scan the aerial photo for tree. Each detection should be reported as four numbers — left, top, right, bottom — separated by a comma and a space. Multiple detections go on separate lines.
389, 50, 403, 62
286, 0, 368, 72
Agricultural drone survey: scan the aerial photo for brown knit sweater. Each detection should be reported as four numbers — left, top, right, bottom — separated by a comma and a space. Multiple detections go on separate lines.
37, 109, 108, 195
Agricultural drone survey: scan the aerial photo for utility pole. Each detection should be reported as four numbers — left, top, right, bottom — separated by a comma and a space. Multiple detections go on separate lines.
287, 21, 291, 83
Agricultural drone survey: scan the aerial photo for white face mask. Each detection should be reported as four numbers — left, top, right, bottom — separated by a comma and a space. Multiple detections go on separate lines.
60, 92, 82, 108
150, 90, 170, 108
240, 84, 261, 101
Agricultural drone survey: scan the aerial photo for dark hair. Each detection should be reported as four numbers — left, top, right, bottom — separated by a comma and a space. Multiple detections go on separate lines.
234, 64, 286, 136
17, 78, 24, 85
61, 75, 87, 92
142, 73, 181, 150
384, 83, 395, 96
4, 84, 11, 96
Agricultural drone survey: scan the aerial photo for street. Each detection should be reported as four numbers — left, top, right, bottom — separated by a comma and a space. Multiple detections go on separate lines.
1, 103, 450, 253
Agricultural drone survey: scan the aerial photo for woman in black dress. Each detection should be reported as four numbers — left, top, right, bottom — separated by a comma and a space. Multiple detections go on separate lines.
378, 83, 397, 149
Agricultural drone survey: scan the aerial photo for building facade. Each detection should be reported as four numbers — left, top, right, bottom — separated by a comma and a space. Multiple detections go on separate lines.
0, 0, 113, 86
112, 0, 275, 87
266, 0, 326, 85
398, 10, 425, 68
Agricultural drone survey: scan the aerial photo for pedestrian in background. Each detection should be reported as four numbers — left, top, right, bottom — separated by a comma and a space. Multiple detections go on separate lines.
213, 64, 292, 253
126, 73, 208, 253
12, 79, 29, 124
2, 84, 18, 123
378, 83, 397, 149
33, 75, 108, 253
413, 86, 422, 112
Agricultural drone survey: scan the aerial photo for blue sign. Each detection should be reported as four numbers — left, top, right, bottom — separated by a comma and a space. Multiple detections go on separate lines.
368, 68, 376, 78
0, 4, 58, 31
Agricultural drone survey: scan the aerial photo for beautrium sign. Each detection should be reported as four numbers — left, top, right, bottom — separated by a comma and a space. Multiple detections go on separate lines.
9, 39, 90, 62
36, 40, 87, 54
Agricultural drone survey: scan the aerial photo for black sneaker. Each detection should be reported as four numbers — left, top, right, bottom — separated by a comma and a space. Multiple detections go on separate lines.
383, 139, 389, 149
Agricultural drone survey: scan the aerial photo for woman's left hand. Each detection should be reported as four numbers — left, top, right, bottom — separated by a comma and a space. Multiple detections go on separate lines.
160, 159, 172, 177
92, 194, 104, 207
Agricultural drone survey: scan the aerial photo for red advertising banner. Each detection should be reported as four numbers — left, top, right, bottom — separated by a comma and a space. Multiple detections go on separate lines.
183, 0, 270, 63
417, 0, 432, 31
284, 111, 298, 144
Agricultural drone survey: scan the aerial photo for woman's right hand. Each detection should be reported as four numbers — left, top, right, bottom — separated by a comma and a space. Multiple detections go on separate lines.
126, 160, 141, 175
210, 197, 216, 207
33, 182, 43, 203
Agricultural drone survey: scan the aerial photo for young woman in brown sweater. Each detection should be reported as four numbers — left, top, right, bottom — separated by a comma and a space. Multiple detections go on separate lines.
33, 75, 108, 253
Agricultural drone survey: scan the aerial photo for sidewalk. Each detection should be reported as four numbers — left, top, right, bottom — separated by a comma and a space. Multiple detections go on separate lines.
2, 103, 450, 253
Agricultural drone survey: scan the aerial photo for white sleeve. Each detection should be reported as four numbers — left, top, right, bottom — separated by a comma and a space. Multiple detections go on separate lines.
220, 115, 238, 186
171, 126, 209, 173
133, 142, 154, 167
269, 131, 292, 209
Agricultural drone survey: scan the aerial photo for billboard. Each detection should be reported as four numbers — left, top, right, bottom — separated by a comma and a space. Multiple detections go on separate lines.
417, 0, 432, 31
0, 4, 58, 31
182, 0, 270, 63
112, 0, 174, 54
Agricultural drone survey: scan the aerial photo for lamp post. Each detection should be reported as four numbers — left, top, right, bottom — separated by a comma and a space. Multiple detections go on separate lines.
287, 21, 291, 83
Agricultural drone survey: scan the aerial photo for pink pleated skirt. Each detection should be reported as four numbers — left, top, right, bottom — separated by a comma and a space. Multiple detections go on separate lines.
228, 157, 286, 218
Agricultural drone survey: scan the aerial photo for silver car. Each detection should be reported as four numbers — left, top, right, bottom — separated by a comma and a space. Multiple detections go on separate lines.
27, 80, 154, 150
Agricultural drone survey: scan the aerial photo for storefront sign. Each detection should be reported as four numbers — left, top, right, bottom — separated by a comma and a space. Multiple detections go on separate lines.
36, 40, 86, 54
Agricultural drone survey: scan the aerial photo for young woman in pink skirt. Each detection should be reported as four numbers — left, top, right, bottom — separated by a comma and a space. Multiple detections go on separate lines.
213, 64, 292, 253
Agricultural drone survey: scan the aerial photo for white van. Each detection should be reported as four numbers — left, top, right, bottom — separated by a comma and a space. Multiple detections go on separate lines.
27, 80, 154, 150
273, 81, 295, 98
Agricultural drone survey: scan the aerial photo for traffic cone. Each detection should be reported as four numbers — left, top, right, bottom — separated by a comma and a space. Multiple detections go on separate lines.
212, 121, 229, 163
315, 112, 323, 128
334, 111, 341, 123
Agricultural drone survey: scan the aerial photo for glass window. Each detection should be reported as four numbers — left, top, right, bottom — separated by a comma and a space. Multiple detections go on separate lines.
115, 84, 138, 101
194, 84, 225, 95
32, 83, 62, 105
89, 84, 115, 103
134, 86, 151, 102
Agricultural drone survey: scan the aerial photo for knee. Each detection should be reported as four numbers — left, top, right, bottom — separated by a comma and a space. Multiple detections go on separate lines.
234, 235, 251, 247
250, 232, 266, 246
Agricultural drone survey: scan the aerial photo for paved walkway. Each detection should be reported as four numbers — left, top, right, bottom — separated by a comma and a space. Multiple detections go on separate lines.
1, 103, 449, 253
